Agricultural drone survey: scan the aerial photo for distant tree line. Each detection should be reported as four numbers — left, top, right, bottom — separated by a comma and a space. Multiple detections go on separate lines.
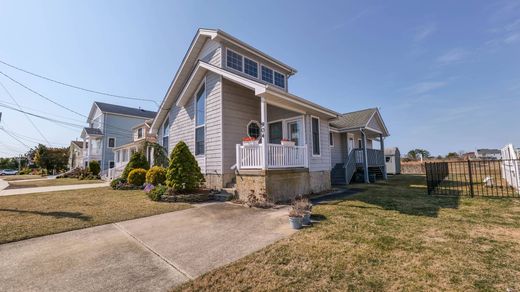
0, 144, 69, 173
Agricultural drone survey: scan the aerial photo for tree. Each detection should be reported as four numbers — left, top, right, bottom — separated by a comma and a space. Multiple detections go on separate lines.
407, 149, 431, 161
121, 151, 150, 179
166, 141, 204, 193
88, 160, 100, 175
446, 152, 460, 159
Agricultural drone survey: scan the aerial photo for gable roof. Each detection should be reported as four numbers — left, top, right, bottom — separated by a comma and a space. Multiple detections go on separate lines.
330, 108, 390, 136
384, 147, 399, 156
87, 101, 156, 122
71, 140, 86, 148
477, 149, 501, 155
83, 127, 103, 136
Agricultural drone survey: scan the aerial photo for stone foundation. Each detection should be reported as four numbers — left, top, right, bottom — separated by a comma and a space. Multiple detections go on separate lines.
203, 172, 236, 189
235, 169, 331, 203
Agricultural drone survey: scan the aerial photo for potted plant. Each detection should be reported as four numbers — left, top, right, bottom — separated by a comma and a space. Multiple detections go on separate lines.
288, 208, 303, 229
281, 139, 295, 146
242, 137, 259, 146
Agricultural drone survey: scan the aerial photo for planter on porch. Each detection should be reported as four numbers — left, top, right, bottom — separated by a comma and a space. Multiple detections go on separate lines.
242, 137, 259, 146
281, 140, 296, 147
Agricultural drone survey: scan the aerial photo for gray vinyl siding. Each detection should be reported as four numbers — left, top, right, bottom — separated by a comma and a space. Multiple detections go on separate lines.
367, 116, 384, 133
330, 132, 345, 167
267, 104, 300, 121
222, 78, 261, 173
102, 113, 147, 171
168, 95, 195, 159
198, 39, 221, 67
306, 116, 332, 172
204, 72, 223, 174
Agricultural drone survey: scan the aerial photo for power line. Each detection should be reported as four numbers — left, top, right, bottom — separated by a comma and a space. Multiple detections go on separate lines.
0, 127, 30, 149
0, 59, 159, 106
0, 79, 50, 144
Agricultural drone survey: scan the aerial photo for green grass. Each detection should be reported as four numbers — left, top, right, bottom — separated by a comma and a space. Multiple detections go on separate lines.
177, 175, 520, 291
5, 178, 104, 189
0, 187, 191, 244
1, 175, 42, 181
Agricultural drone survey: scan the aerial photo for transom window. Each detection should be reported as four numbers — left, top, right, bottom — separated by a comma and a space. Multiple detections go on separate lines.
247, 121, 260, 139
312, 117, 320, 156
195, 82, 206, 155
226, 50, 242, 71
261, 66, 273, 83
274, 71, 285, 88
244, 58, 258, 78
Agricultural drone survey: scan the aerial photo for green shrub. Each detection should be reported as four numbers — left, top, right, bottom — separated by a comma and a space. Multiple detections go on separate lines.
146, 166, 167, 185
110, 177, 127, 189
148, 185, 167, 201
128, 168, 147, 186
121, 152, 149, 179
166, 141, 204, 193
88, 161, 101, 175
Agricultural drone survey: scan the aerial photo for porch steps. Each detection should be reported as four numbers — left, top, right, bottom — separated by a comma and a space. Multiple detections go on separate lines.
331, 163, 347, 185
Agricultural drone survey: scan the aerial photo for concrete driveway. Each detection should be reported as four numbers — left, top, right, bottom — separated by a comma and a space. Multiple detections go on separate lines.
0, 203, 294, 292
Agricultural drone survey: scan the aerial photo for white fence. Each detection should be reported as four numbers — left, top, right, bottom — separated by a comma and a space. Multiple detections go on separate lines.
501, 144, 520, 193
236, 143, 308, 169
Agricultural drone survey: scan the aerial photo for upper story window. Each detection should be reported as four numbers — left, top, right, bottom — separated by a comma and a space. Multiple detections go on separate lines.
312, 117, 320, 156
274, 72, 285, 88
244, 58, 258, 78
108, 137, 115, 148
137, 128, 143, 139
261, 66, 273, 83
162, 117, 169, 154
195, 82, 206, 155
226, 49, 242, 71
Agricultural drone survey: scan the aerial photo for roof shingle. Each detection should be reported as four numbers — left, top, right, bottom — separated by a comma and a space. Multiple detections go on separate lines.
95, 102, 156, 119
330, 108, 377, 130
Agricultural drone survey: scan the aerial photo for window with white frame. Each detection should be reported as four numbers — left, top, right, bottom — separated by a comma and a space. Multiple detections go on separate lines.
163, 117, 169, 154
226, 49, 242, 71
244, 57, 258, 78
116, 150, 120, 163
195, 82, 205, 155
247, 121, 261, 139
312, 117, 320, 156
261, 66, 273, 83
137, 128, 143, 139
109, 161, 114, 169
108, 137, 115, 148
274, 71, 285, 88
329, 132, 334, 147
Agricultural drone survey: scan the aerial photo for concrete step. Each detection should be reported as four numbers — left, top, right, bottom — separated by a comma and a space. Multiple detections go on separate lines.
215, 188, 236, 201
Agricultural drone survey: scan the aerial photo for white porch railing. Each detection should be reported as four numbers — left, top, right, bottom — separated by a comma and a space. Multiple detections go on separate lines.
236, 143, 308, 170
501, 144, 520, 193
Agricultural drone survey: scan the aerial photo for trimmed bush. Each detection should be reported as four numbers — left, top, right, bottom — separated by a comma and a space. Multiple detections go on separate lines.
110, 177, 127, 190
166, 141, 204, 193
128, 168, 147, 186
88, 161, 100, 175
146, 166, 167, 185
148, 185, 167, 201
121, 151, 149, 179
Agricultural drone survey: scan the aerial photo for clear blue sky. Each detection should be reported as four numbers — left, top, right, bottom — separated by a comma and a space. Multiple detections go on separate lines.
0, 0, 519, 157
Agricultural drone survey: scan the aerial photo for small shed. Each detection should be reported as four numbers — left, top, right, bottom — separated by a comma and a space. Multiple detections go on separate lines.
384, 147, 401, 175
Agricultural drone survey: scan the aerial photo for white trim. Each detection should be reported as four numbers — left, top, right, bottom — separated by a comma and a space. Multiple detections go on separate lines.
107, 137, 116, 148
194, 78, 206, 157
225, 48, 244, 72
311, 115, 321, 157
244, 56, 259, 78
246, 120, 261, 139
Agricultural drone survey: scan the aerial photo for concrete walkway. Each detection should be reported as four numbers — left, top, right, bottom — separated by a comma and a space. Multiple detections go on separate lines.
0, 179, 8, 192
0, 203, 294, 291
0, 182, 110, 196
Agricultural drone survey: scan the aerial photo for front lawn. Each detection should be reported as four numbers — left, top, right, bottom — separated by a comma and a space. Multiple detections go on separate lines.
5, 178, 104, 189
0, 187, 191, 244
177, 175, 520, 291
1, 175, 42, 181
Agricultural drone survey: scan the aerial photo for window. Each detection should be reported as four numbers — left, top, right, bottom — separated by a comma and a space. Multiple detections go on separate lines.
226, 49, 242, 71
195, 82, 206, 155
358, 139, 362, 149
122, 149, 128, 162
312, 117, 320, 156
386, 156, 391, 163
329, 132, 334, 147
115, 151, 120, 163
244, 57, 258, 78
247, 121, 260, 139
163, 117, 169, 154
269, 122, 283, 144
108, 137, 115, 148
261, 66, 273, 83
137, 128, 143, 139
274, 72, 285, 88
109, 161, 115, 169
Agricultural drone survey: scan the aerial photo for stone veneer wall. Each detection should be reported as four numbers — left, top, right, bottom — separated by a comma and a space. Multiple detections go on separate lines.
235, 169, 331, 203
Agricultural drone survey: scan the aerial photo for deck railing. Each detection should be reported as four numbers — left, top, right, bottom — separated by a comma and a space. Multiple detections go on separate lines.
236, 143, 308, 170
354, 148, 385, 166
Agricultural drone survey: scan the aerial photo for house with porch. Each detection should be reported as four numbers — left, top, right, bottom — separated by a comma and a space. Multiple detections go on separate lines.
68, 140, 87, 169
78, 101, 156, 173
150, 28, 389, 202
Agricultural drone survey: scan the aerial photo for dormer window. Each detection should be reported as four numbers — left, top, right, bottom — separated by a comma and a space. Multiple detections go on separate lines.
274, 72, 285, 88
244, 58, 258, 78
261, 66, 273, 83
226, 49, 242, 71
137, 128, 143, 139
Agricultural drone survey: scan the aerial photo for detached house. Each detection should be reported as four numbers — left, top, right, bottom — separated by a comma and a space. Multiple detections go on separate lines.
151, 29, 390, 202
77, 102, 156, 173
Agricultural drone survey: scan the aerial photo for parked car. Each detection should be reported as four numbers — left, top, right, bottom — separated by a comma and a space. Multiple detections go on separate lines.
0, 169, 19, 175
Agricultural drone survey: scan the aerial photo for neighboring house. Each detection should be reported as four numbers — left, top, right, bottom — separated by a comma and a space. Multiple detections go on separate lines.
462, 152, 476, 160
109, 119, 157, 179
476, 149, 502, 160
68, 140, 87, 169
150, 28, 390, 202
384, 147, 401, 175
78, 101, 156, 173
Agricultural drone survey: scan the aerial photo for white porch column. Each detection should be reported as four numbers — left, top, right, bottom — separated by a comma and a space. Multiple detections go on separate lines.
260, 96, 268, 170
362, 130, 369, 183
87, 137, 91, 166
380, 134, 387, 180
149, 146, 155, 167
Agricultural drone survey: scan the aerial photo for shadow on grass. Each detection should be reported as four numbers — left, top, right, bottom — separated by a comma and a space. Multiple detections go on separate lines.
317, 175, 461, 218
0, 209, 92, 221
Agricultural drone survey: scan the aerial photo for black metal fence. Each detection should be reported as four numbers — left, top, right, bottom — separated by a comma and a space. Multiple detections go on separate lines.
425, 159, 520, 197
